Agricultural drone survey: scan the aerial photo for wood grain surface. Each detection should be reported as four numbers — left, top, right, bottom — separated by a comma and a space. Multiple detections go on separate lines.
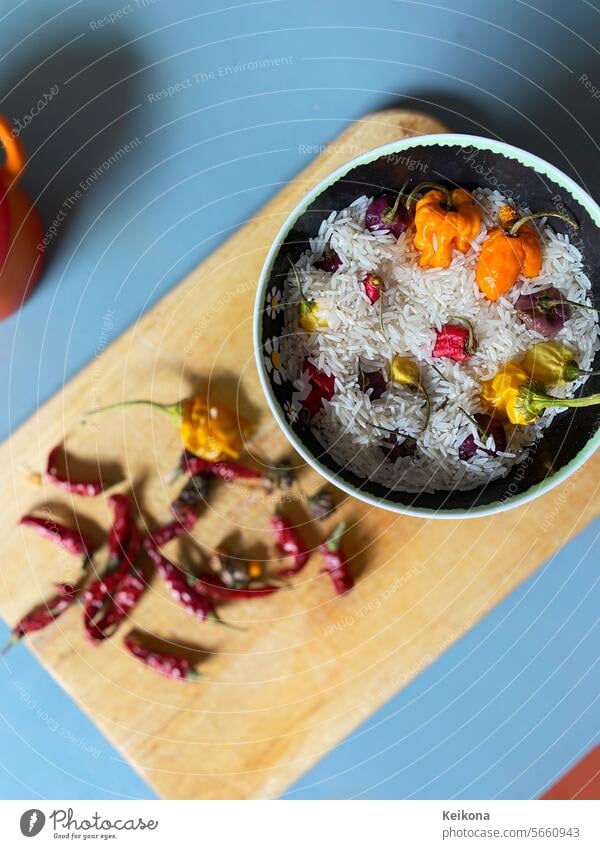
1, 109, 599, 800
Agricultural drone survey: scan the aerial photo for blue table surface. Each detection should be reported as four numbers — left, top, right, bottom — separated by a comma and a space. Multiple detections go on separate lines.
0, 0, 598, 799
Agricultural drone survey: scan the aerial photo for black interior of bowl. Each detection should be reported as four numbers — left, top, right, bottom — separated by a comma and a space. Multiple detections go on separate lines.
261, 143, 600, 511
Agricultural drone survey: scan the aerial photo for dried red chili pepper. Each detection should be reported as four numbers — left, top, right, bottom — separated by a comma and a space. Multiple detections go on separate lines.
178, 451, 293, 491
1, 597, 72, 654
432, 317, 477, 362
20, 515, 95, 558
123, 634, 200, 680
320, 522, 354, 595
383, 434, 417, 462
181, 454, 263, 483
300, 358, 335, 416
171, 473, 211, 520
82, 493, 134, 639
458, 409, 507, 460
363, 272, 382, 305
45, 445, 107, 496
271, 513, 310, 577
194, 573, 283, 602
1, 581, 85, 654
315, 245, 342, 273
106, 494, 133, 567
146, 508, 197, 549
365, 191, 409, 239
357, 364, 386, 400
85, 525, 144, 643
144, 542, 221, 624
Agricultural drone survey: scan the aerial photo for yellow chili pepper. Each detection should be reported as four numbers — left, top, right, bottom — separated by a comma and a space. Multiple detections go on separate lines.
390, 354, 420, 387
482, 361, 600, 425
475, 210, 578, 302
481, 362, 535, 425
409, 183, 482, 269
521, 341, 599, 386
84, 395, 252, 461
298, 300, 328, 332
179, 396, 252, 460
290, 258, 328, 332
390, 354, 430, 428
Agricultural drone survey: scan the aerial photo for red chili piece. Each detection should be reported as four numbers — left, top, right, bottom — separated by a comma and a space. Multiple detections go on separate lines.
271, 513, 310, 577
86, 525, 144, 643
432, 320, 476, 362
320, 522, 354, 595
123, 635, 199, 680
46, 445, 106, 496
2, 581, 85, 654
106, 494, 133, 566
20, 515, 94, 557
301, 358, 335, 415
83, 494, 134, 624
194, 573, 283, 602
362, 272, 383, 305
181, 454, 263, 482
144, 542, 217, 623
146, 508, 197, 549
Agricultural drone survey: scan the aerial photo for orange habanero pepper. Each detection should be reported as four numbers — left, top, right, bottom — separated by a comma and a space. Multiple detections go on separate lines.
410, 183, 482, 269
475, 206, 578, 302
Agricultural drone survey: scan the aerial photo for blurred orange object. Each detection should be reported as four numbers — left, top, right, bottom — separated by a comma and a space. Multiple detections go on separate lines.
542, 745, 600, 800
0, 116, 44, 319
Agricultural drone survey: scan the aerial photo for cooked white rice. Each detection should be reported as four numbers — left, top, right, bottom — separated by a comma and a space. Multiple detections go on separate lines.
280, 190, 600, 493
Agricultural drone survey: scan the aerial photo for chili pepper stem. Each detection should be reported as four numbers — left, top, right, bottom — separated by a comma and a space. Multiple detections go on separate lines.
82, 400, 183, 424
186, 670, 203, 681
405, 181, 453, 210
383, 180, 409, 222
541, 296, 598, 313
430, 363, 449, 382
165, 467, 185, 485
531, 390, 600, 411
447, 315, 476, 353
209, 610, 247, 631
418, 384, 431, 430
458, 406, 487, 441
289, 257, 308, 302
325, 521, 346, 553
509, 211, 578, 236
0, 634, 20, 656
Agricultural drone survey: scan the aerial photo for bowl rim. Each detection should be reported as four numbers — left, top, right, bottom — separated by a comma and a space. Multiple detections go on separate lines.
253, 132, 600, 518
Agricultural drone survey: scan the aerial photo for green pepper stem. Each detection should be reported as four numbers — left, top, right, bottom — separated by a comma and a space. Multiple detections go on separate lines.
509, 211, 578, 236
530, 390, 600, 411
379, 288, 386, 336
325, 521, 346, 553
82, 399, 183, 424
186, 670, 203, 681
418, 384, 431, 430
384, 179, 409, 222
209, 610, 247, 631
448, 315, 477, 353
559, 298, 597, 313
288, 257, 308, 303
430, 363, 449, 383
405, 181, 452, 210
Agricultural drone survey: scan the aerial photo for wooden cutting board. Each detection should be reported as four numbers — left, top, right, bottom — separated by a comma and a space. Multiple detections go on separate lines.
1, 109, 599, 800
